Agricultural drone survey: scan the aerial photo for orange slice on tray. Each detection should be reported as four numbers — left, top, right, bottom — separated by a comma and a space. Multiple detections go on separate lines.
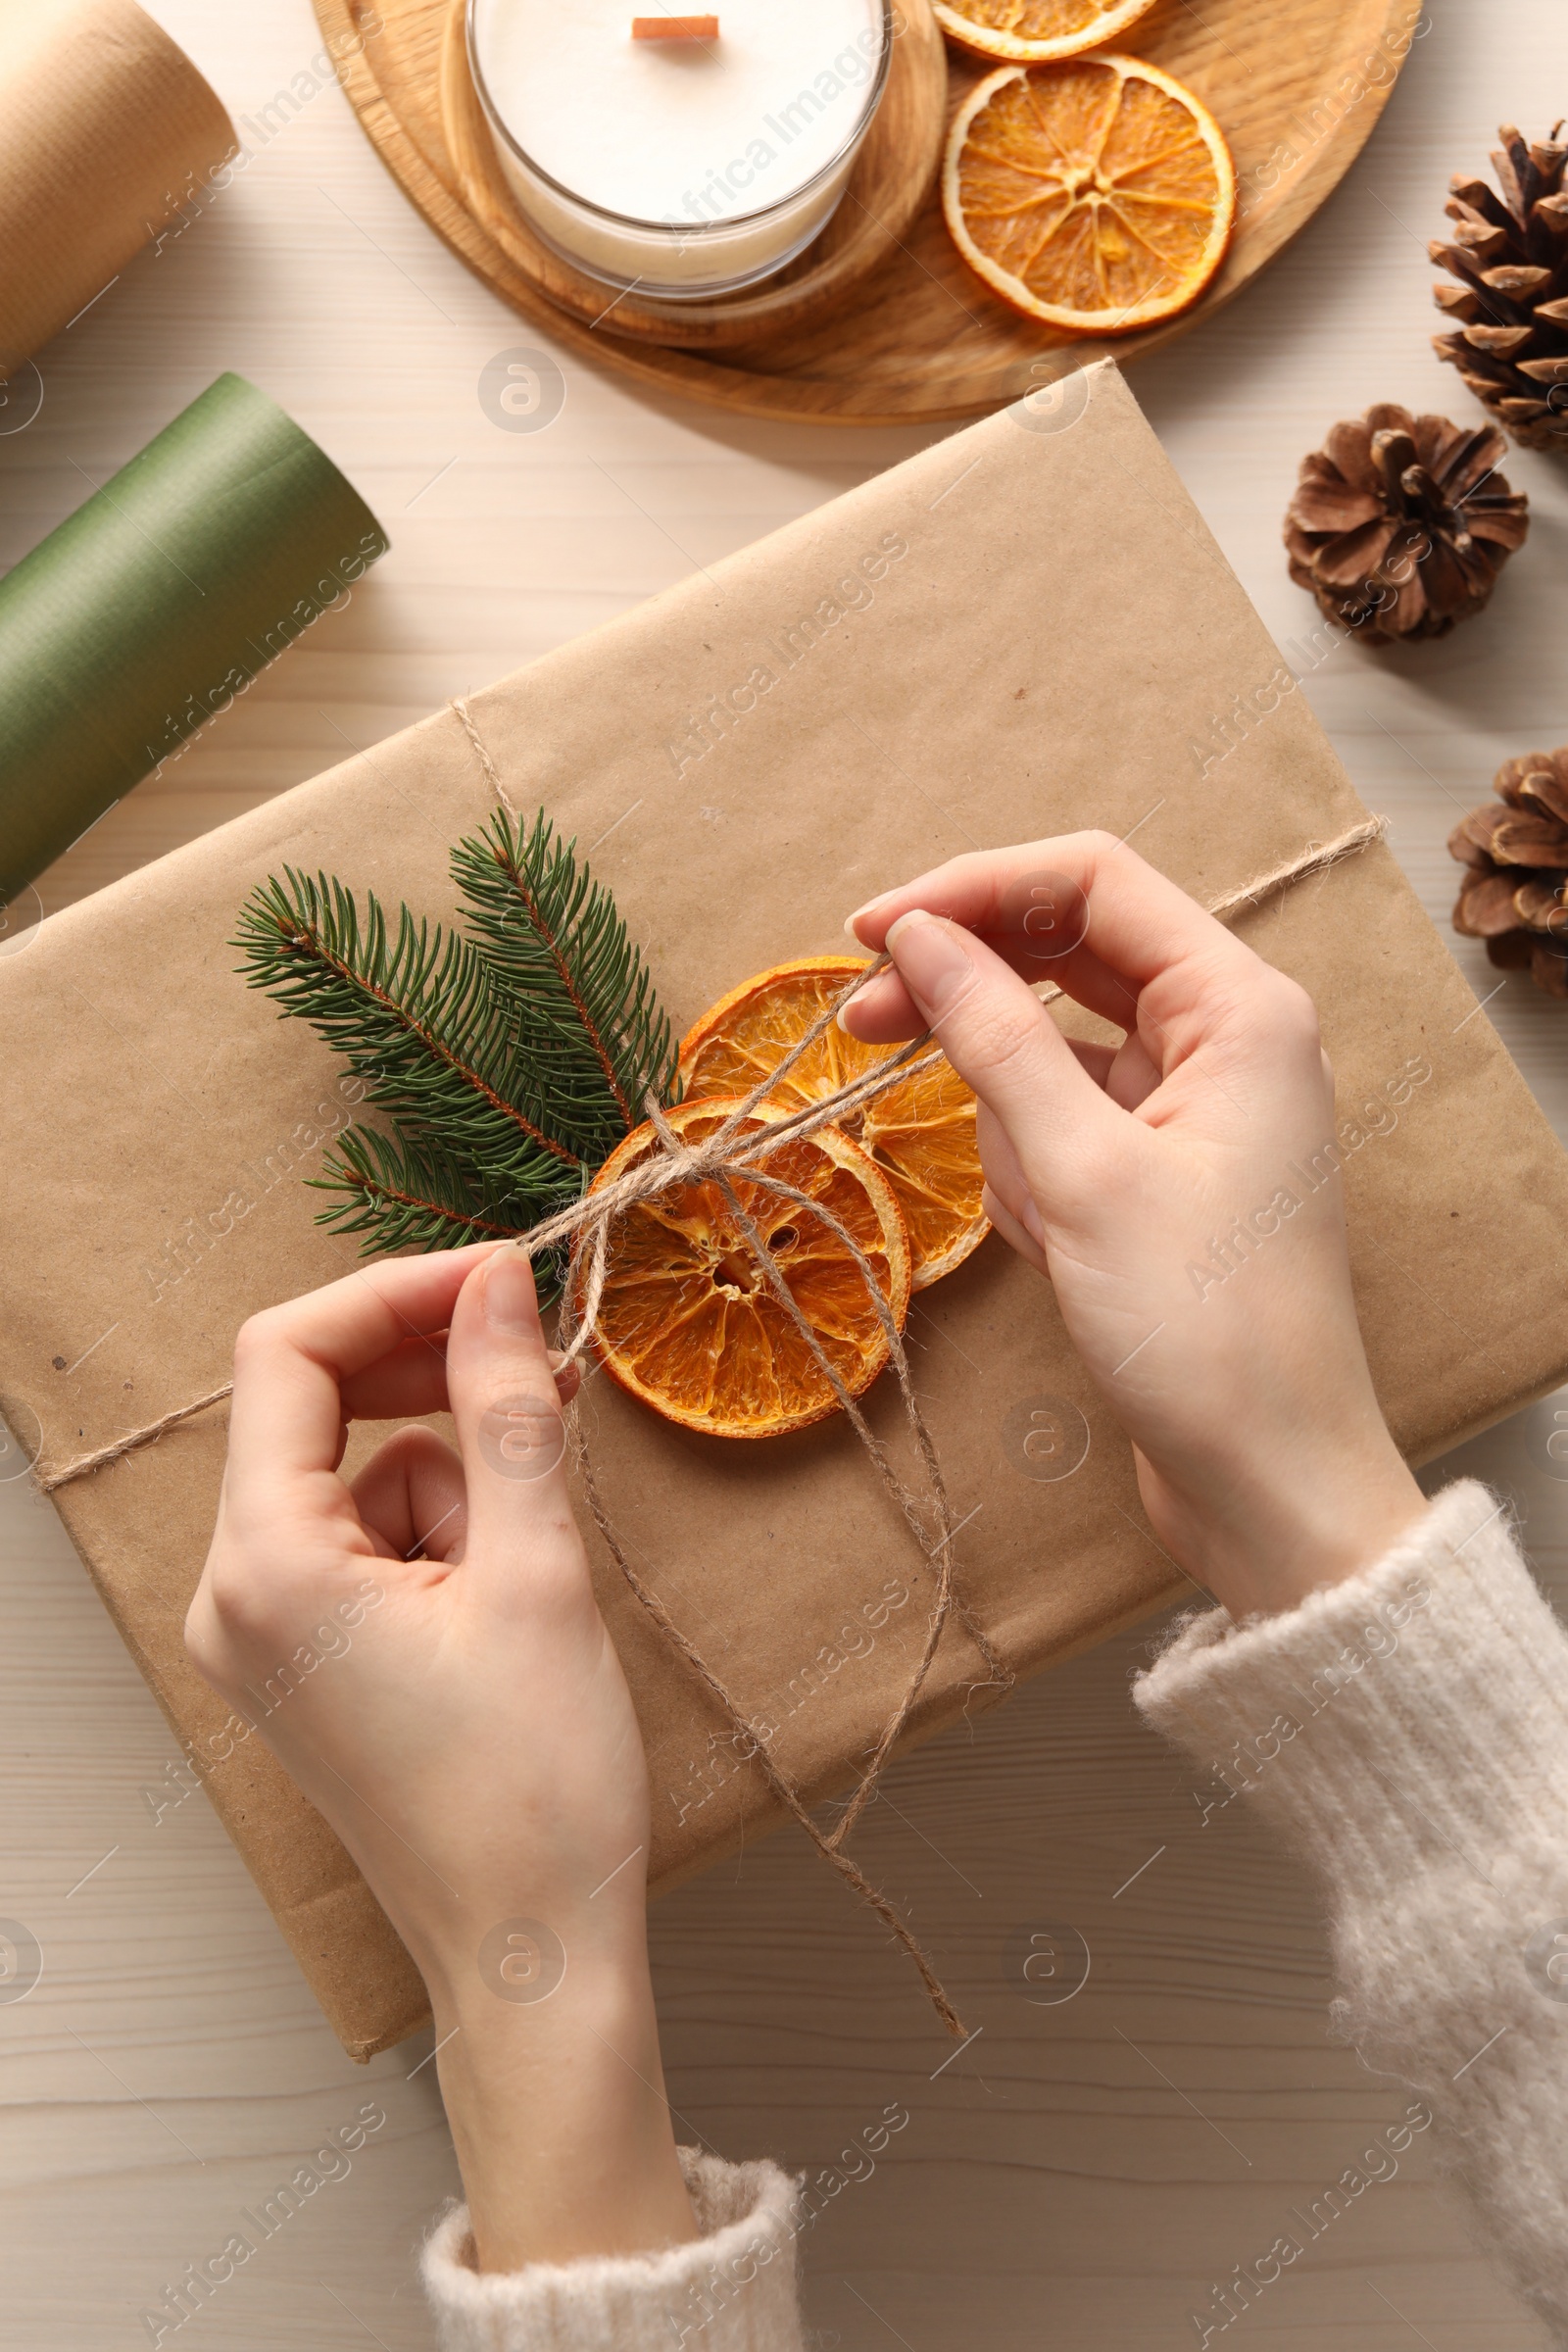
942, 55, 1237, 334
583, 1098, 911, 1440
679, 956, 988, 1289
934, 0, 1158, 64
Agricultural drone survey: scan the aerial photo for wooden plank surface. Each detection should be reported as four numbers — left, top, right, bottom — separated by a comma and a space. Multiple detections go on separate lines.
1, 1, 1566, 2343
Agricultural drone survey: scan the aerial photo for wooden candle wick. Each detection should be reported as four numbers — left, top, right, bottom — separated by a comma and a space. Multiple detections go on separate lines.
632, 16, 719, 38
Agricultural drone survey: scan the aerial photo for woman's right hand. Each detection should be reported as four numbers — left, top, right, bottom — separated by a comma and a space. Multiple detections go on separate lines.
843, 832, 1426, 1620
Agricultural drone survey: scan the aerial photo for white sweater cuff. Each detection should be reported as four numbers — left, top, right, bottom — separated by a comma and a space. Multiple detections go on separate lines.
1131, 1477, 1566, 1901
420, 2145, 807, 2352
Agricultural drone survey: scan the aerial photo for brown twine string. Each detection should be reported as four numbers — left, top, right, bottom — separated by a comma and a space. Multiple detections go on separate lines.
537, 973, 1017, 2041
35, 1382, 236, 1495
623, 1094, 1009, 1824
565, 1420, 973, 2035
28, 749, 1389, 2031
450, 696, 520, 819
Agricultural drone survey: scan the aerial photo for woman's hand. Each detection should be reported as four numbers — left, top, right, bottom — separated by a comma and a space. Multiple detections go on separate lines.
184, 1241, 697, 2270
844, 833, 1425, 1620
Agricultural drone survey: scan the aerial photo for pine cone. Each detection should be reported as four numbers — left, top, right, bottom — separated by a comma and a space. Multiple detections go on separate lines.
1432, 122, 1568, 454
1450, 747, 1568, 999
1284, 404, 1529, 644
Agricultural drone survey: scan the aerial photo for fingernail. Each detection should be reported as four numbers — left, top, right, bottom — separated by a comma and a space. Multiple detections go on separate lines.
845, 891, 894, 942
886, 909, 976, 1019
483, 1249, 537, 1334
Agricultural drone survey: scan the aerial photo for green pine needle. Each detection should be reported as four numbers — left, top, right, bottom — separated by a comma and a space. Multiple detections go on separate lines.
452, 808, 677, 1162
311, 1127, 565, 1296
232, 867, 586, 1255
232, 814, 679, 1264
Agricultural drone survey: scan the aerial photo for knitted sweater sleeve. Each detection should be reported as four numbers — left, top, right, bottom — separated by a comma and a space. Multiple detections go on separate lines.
420, 2143, 807, 2352
1133, 1478, 1568, 2346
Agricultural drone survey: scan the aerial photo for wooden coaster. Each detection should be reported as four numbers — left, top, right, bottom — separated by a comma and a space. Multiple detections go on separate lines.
438, 0, 950, 350
316, 0, 1422, 422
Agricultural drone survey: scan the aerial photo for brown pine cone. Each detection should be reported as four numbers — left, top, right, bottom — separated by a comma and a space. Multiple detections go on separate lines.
1432, 122, 1568, 454
1284, 404, 1529, 644
1450, 747, 1568, 999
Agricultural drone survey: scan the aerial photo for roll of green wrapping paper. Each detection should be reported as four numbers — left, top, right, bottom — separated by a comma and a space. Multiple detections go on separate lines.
0, 371, 388, 904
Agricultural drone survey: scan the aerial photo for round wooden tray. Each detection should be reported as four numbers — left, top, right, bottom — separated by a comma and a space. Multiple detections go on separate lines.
318, 0, 1421, 423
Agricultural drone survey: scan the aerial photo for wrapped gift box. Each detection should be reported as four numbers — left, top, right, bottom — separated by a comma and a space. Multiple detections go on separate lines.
4, 363, 1565, 2059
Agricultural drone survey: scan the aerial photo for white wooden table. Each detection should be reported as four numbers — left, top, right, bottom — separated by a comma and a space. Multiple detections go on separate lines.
2, 2, 1565, 2343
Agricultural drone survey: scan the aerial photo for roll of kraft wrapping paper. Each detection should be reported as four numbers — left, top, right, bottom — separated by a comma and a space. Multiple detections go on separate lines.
0, 372, 389, 903
0, 0, 236, 378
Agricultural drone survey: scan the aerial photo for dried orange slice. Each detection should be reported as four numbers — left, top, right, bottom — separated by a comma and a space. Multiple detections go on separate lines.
943, 55, 1237, 334
583, 1098, 911, 1440
679, 956, 988, 1288
934, 0, 1157, 64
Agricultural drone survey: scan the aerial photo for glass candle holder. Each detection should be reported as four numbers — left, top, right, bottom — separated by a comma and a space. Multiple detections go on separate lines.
466, 0, 894, 301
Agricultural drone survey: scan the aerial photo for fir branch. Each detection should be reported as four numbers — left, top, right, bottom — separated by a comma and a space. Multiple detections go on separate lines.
310, 1126, 564, 1291
234, 813, 675, 1269
452, 809, 677, 1161
233, 870, 584, 1229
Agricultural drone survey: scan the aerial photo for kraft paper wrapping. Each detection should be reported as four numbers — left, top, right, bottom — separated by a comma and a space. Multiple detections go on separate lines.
0, 372, 389, 904
0, 0, 235, 378
3, 364, 1566, 2062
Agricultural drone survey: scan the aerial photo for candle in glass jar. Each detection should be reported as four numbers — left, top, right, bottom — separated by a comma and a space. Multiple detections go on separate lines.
467, 0, 891, 297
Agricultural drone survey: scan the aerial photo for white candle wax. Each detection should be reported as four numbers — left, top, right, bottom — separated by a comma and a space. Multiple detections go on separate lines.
468, 0, 890, 296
